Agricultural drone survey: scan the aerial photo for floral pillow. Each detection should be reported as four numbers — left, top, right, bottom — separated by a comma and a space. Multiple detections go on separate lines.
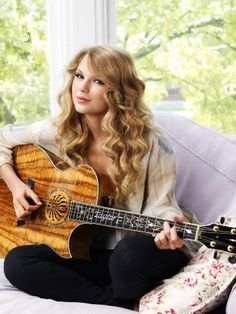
139, 218, 236, 314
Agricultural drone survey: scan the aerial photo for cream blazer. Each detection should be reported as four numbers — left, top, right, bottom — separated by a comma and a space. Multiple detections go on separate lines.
0, 119, 184, 248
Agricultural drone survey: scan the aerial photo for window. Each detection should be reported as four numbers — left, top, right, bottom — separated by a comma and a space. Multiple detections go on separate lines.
117, 0, 236, 134
0, 0, 50, 127
1, 0, 116, 124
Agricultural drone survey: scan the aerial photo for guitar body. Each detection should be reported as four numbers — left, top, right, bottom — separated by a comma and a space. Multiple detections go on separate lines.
0, 144, 110, 260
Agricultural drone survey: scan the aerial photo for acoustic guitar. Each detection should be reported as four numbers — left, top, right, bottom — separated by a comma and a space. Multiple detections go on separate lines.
0, 144, 236, 260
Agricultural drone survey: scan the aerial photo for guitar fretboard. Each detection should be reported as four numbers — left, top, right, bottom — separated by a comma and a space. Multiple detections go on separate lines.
69, 201, 198, 241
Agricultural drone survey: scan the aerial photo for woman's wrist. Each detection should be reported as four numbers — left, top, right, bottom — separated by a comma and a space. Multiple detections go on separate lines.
0, 163, 22, 192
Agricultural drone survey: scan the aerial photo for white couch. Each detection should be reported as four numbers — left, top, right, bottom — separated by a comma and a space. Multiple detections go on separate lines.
0, 112, 235, 313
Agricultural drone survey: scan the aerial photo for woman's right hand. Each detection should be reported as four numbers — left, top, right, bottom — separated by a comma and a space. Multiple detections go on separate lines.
11, 180, 42, 219
0, 163, 42, 219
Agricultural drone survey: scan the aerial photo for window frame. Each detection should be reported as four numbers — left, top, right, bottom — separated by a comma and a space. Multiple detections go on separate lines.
46, 0, 116, 115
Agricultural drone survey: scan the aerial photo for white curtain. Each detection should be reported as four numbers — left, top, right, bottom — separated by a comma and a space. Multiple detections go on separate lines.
46, 0, 116, 115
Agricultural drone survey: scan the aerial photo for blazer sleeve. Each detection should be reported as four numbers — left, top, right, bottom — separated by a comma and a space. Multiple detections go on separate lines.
141, 132, 183, 220
0, 120, 55, 167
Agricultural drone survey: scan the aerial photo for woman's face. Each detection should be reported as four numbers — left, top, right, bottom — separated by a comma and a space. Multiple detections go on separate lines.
72, 55, 108, 118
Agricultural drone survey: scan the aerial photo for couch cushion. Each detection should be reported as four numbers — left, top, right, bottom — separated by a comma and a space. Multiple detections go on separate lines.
155, 112, 236, 224
0, 259, 135, 314
140, 246, 236, 314
139, 215, 236, 314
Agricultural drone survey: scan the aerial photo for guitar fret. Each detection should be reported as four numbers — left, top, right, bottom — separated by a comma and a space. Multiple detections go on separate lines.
116, 211, 124, 228
70, 201, 87, 222
93, 206, 104, 224
135, 215, 147, 233
98, 207, 109, 225
122, 212, 130, 229
78, 203, 85, 221
69, 202, 76, 220
182, 224, 197, 240
79, 203, 86, 222
88, 205, 96, 223
96, 206, 108, 224
106, 208, 116, 226
143, 217, 159, 234
85, 205, 90, 222
131, 213, 140, 231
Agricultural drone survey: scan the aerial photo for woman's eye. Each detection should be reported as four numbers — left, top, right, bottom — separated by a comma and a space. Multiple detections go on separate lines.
94, 79, 104, 85
75, 73, 83, 79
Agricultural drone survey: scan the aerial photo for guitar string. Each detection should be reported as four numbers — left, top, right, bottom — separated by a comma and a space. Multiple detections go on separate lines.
26, 195, 236, 251
70, 208, 236, 248
37, 201, 236, 249
69, 202, 235, 235
69, 202, 198, 237
36, 195, 236, 237
69, 202, 236, 237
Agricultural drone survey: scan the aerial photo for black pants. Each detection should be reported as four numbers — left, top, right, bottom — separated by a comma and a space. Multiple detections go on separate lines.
4, 236, 188, 309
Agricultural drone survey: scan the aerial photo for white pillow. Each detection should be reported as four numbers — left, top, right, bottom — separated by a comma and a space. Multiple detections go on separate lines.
139, 217, 236, 314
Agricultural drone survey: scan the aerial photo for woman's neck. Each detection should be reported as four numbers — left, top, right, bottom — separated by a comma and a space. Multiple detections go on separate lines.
84, 114, 107, 144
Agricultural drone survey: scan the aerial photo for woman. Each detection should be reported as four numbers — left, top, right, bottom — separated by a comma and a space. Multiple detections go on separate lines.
0, 45, 188, 309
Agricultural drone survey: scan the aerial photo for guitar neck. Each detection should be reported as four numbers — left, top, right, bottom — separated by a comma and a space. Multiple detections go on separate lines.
69, 201, 198, 241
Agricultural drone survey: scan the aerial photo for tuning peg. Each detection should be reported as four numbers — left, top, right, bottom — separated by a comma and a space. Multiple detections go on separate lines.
227, 245, 234, 252
228, 256, 236, 264
210, 241, 216, 248
220, 216, 225, 224
213, 251, 219, 259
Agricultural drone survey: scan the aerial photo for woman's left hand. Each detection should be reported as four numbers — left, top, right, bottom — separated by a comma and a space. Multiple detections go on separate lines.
154, 214, 185, 250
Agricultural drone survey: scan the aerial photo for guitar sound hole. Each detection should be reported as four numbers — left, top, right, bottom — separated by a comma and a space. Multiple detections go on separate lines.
45, 190, 70, 224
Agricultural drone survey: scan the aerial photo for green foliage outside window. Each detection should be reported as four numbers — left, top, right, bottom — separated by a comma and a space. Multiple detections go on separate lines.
1, 1, 236, 134
0, 0, 49, 127
117, 0, 236, 134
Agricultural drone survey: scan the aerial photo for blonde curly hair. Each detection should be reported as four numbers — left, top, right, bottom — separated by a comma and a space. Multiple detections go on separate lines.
54, 45, 154, 201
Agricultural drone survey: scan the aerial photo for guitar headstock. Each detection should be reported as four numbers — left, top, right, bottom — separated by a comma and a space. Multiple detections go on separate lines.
198, 222, 236, 254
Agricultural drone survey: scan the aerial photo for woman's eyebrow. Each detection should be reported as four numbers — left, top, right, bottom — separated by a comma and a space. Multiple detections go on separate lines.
75, 68, 83, 73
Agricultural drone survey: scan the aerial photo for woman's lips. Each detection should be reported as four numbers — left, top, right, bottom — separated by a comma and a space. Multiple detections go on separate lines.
76, 96, 90, 103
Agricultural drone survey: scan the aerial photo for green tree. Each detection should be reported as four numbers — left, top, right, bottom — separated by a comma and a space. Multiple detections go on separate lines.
0, 0, 49, 127
117, 0, 236, 134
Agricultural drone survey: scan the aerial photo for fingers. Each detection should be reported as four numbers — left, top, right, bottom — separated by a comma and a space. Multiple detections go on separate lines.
26, 189, 42, 206
172, 214, 185, 223
13, 199, 33, 219
13, 187, 42, 220
13, 199, 26, 219
154, 222, 170, 249
154, 220, 184, 250
169, 224, 184, 249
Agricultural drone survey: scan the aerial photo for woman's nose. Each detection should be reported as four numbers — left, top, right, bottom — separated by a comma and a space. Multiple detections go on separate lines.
79, 80, 89, 93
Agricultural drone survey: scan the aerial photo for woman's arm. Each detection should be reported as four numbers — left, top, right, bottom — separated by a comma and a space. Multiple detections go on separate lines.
0, 119, 58, 167
0, 122, 53, 219
0, 124, 34, 167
